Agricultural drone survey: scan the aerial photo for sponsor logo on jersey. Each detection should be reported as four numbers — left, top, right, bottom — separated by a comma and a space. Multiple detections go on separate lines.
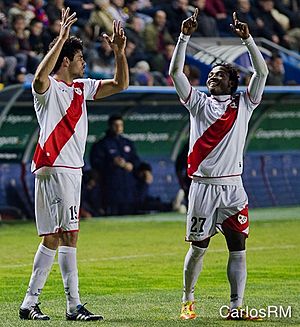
51, 196, 62, 205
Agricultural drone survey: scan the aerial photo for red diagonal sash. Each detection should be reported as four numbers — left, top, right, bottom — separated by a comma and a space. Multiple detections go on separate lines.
187, 95, 240, 176
33, 82, 84, 170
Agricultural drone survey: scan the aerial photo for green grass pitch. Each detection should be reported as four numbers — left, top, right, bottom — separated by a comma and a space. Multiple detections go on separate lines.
0, 206, 299, 326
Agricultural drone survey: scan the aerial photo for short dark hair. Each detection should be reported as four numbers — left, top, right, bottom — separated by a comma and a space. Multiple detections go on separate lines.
108, 114, 123, 126
49, 36, 83, 74
213, 63, 239, 94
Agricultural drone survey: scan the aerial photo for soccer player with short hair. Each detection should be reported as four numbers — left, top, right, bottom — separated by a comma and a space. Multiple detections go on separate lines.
19, 7, 128, 321
169, 10, 268, 320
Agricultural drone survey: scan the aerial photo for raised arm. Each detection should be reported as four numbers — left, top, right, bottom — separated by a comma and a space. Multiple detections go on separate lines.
94, 20, 129, 99
169, 9, 199, 102
231, 12, 268, 104
33, 8, 77, 94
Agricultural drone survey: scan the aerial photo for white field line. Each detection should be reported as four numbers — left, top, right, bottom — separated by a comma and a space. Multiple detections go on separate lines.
0, 245, 296, 269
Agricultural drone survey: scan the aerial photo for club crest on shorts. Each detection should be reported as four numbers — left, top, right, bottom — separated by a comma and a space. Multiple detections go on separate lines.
237, 214, 247, 224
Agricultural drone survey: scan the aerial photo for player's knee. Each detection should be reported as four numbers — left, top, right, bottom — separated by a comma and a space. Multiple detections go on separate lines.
227, 235, 246, 251
42, 234, 59, 250
59, 231, 78, 247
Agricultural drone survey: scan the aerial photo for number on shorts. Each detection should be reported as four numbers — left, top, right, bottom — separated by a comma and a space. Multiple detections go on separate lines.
190, 216, 206, 234
69, 205, 78, 220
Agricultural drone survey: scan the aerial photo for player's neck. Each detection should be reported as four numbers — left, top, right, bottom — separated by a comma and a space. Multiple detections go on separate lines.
53, 71, 74, 85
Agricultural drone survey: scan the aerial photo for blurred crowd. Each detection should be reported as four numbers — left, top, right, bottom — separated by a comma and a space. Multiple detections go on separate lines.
1, 0, 299, 88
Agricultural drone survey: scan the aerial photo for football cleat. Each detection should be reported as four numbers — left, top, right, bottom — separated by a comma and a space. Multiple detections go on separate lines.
180, 301, 197, 320
66, 303, 104, 321
19, 303, 50, 320
226, 307, 263, 321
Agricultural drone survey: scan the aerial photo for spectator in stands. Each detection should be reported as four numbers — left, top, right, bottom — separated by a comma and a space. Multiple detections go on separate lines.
11, 14, 40, 73
8, 0, 35, 27
108, 0, 128, 24
266, 52, 285, 85
235, 0, 264, 37
162, 42, 176, 85
125, 39, 141, 69
252, 0, 291, 48
28, 18, 44, 59
130, 60, 153, 85
190, 0, 219, 37
125, 15, 146, 60
63, 0, 94, 26
42, 18, 61, 53
0, 12, 17, 84
143, 10, 174, 71
169, 10, 268, 320
163, 0, 191, 39
0, 13, 29, 70
90, 114, 141, 216
273, 0, 300, 28
45, 0, 65, 23
204, 0, 232, 36
32, 0, 49, 26
13, 65, 27, 84
88, 38, 115, 78
124, 0, 152, 27
86, 0, 114, 39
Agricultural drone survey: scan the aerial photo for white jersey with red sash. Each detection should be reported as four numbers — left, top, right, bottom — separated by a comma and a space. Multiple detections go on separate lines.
31, 76, 101, 173
183, 90, 259, 179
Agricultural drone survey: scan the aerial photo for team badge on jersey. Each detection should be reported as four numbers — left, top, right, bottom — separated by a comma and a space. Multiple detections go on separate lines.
74, 87, 82, 95
238, 214, 248, 224
124, 145, 131, 152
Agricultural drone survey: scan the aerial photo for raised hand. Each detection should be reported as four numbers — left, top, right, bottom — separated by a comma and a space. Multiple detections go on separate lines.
181, 8, 198, 36
102, 20, 127, 53
59, 7, 77, 41
230, 12, 249, 39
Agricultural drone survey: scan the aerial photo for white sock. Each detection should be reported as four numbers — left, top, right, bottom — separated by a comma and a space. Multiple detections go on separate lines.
227, 250, 247, 309
21, 243, 56, 309
58, 246, 81, 313
182, 244, 207, 302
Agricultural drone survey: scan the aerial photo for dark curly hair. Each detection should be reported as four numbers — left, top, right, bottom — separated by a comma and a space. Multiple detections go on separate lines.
49, 36, 83, 74
213, 63, 239, 94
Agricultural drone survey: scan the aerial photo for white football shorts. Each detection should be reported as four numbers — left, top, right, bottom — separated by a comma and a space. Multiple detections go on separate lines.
186, 179, 249, 242
35, 172, 82, 236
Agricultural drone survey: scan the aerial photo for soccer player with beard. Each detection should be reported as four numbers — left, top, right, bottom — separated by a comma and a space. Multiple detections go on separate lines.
19, 7, 128, 321
169, 10, 268, 320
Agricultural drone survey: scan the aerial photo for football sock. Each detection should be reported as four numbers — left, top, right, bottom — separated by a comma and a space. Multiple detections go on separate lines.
182, 244, 207, 302
21, 243, 56, 309
227, 250, 247, 309
58, 246, 81, 313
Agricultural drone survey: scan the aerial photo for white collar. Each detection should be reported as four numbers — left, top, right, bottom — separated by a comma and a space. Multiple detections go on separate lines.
211, 94, 232, 102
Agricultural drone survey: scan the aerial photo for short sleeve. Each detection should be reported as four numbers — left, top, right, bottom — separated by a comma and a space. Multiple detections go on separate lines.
76, 78, 102, 100
31, 76, 55, 110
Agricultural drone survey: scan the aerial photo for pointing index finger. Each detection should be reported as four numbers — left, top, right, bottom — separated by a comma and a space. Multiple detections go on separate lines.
192, 8, 199, 21
233, 12, 239, 25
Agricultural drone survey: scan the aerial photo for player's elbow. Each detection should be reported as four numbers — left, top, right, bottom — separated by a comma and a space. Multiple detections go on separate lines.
113, 80, 128, 92
169, 65, 178, 78
260, 64, 269, 78
119, 81, 129, 91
